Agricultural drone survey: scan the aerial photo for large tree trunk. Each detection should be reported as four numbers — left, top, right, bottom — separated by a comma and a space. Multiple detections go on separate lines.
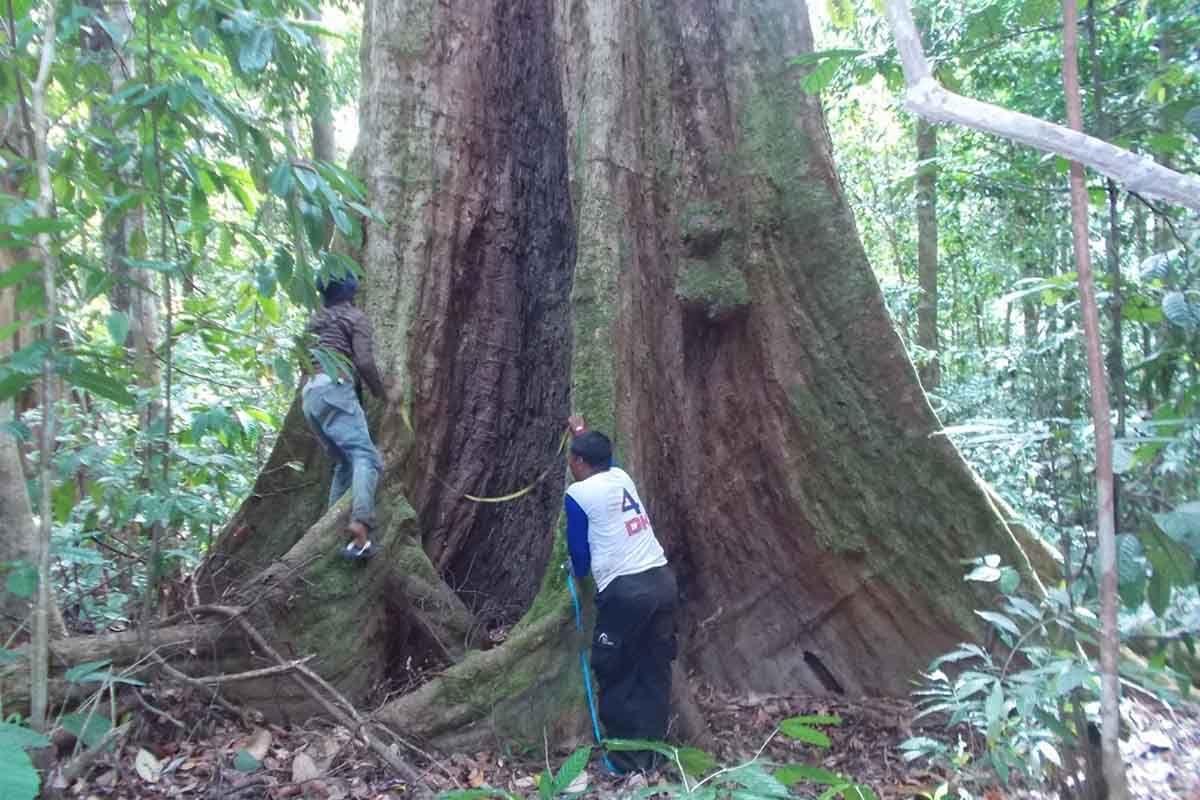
151, 0, 1045, 752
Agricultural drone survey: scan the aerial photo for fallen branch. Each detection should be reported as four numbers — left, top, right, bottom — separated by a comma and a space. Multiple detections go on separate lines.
135, 689, 186, 730
195, 605, 426, 790
151, 652, 248, 721
190, 656, 316, 685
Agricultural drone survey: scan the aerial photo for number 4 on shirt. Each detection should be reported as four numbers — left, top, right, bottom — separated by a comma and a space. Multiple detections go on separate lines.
621, 489, 642, 514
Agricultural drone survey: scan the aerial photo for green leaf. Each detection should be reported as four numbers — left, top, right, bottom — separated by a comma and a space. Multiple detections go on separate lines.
778, 720, 831, 747
52, 480, 74, 524
825, 0, 855, 29
781, 714, 841, 727
774, 763, 845, 787
65, 659, 113, 684
238, 26, 275, 73
552, 746, 591, 793
0, 260, 38, 289
1148, 569, 1171, 617
1152, 503, 1200, 545
60, 712, 112, 750
0, 736, 41, 800
677, 745, 717, 778
1162, 291, 1195, 329
106, 310, 130, 346
330, 204, 353, 236
604, 738, 679, 759
976, 610, 1021, 637
4, 562, 38, 599
985, 683, 1005, 732
725, 763, 791, 798
999, 567, 1021, 595
267, 162, 295, 199
273, 355, 295, 392
66, 366, 135, 406
233, 749, 261, 772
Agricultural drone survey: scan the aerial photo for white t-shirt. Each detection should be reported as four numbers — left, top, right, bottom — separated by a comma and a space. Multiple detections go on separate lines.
565, 467, 667, 592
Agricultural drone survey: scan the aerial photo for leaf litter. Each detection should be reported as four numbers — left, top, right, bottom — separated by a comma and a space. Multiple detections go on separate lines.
37, 684, 1200, 798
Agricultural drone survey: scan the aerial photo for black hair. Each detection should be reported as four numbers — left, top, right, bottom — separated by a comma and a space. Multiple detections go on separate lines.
317, 274, 359, 307
570, 431, 612, 469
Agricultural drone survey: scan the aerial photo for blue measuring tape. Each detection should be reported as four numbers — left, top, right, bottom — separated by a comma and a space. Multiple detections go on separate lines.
565, 566, 619, 774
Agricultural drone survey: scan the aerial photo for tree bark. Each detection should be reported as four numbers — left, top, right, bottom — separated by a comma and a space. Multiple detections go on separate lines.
0, 29, 67, 645
916, 118, 940, 390
185, 0, 1052, 752
85, 0, 161, 433
306, 4, 336, 165
1062, 0, 1129, 796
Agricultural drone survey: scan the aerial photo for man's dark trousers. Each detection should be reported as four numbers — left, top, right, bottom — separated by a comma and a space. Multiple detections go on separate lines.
591, 565, 678, 771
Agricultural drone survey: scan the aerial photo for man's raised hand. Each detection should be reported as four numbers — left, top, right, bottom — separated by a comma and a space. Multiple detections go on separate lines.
567, 414, 587, 437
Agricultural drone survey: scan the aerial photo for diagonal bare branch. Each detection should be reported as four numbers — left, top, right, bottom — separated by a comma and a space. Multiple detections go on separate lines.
881, 0, 1200, 211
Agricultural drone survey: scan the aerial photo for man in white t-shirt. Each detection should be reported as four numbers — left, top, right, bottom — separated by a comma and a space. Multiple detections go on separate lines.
564, 414, 678, 772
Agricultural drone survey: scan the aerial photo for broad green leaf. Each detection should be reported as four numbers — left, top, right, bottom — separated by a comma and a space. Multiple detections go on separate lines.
724, 763, 790, 798
998, 567, 1020, 595
66, 366, 135, 406
238, 26, 275, 73
0, 722, 50, 750
233, 748, 261, 772
0, 739, 40, 800
604, 738, 679, 758
106, 310, 130, 346
65, 659, 113, 683
1148, 569, 1171, 617
0, 261, 38, 288
985, 683, 1005, 731
781, 714, 841, 726
976, 610, 1021, 637
60, 712, 112, 750
5, 562, 38, 599
52, 480, 75, 524
267, 162, 294, 198
273, 355, 295, 392
774, 763, 844, 787
1161, 291, 1195, 329
552, 746, 591, 793
676, 745, 717, 778
778, 720, 831, 747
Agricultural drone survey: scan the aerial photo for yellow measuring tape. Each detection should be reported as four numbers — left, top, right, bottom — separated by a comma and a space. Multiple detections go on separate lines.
401, 401, 570, 505
463, 430, 571, 504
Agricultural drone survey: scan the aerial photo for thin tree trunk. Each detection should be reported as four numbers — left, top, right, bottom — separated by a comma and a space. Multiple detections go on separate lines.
1062, 0, 1128, 796
307, 4, 336, 164
29, 0, 61, 731
916, 118, 940, 390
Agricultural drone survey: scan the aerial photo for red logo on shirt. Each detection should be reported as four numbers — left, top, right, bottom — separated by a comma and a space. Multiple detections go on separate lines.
625, 514, 650, 536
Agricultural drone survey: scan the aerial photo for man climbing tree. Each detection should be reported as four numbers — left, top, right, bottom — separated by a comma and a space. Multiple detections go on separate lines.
302, 274, 391, 559
565, 414, 678, 772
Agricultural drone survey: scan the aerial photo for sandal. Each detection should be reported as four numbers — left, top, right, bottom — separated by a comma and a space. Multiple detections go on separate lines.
340, 540, 376, 561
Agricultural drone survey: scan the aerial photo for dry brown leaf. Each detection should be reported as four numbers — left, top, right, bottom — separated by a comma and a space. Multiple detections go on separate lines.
246, 727, 273, 761
467, 768, 485, 788
135, 748, 163, 783
293, 752, 323, 783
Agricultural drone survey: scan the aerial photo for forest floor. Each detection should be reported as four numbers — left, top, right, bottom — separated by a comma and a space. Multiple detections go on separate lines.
47, 683, 1200, 799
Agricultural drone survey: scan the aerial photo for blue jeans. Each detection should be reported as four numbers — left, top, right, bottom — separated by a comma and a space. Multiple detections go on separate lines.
301, 378, 382, 530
